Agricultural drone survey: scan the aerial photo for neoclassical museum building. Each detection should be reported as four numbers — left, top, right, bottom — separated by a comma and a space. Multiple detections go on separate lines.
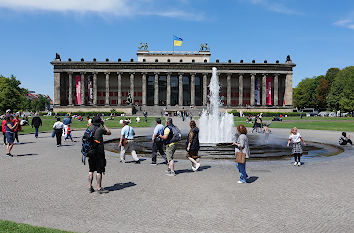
51, 48, 295, 114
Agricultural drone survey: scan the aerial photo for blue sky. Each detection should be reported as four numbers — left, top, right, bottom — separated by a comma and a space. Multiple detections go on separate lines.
0, 0, 353, 98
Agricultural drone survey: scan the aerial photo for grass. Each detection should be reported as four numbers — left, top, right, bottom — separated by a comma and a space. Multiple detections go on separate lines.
19, 116, 158, 135
234, 117, 354, 132
0, 220, 73, 233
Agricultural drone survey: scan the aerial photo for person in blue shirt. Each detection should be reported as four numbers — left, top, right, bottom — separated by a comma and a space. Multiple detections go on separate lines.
119, 120, 140, 164
62, 114, 72, 136
151, 118, 167, 165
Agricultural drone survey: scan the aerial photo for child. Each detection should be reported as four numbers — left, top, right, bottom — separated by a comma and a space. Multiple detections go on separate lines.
287, 127, 306, 166
339, 132, 352, 145
65, 124, 74, 142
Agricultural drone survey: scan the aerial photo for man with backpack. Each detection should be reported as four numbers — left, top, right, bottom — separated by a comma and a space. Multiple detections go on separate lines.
159, 118, 181, 176
87, 116, 111, 194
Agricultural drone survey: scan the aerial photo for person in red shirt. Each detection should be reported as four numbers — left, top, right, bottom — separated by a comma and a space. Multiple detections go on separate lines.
64, 124, 74, 142
12, 113, 21, 144
2, 119, 7, 145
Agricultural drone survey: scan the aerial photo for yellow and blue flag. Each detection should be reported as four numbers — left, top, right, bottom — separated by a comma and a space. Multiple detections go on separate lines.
173, 35, 183, 46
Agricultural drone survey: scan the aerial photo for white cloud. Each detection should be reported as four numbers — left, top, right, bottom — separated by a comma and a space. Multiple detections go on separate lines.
333, 18, 354, 30
241, 0, 301, 15
0, 0, 204, 20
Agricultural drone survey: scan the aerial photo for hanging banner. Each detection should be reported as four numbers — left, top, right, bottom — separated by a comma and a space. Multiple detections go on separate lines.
255, 78, 261, 105
266, 77, 272, 105
88, 75, 93, 104
75, 75, 81, 105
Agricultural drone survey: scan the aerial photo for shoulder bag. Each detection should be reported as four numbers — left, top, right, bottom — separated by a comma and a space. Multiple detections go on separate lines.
235, 145, 246, 164
122, 126, 130, 146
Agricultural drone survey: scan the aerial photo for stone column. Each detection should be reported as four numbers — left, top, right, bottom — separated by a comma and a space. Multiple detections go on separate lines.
68, 72, 73, 106
54, 73, 61, 106
81, 72, 85, 105
117, 73, 122, 106
105, 72, 110, 106
93, 72, 97, 106
250, 73, 255, 106
227, 74, 231, 106
166, 73, 171, 106
203, 73, 207, 106
179, 74, 183, 106
191, 73, 195, 106
238, 74, 243, 106
262, 74, 267, 106
130, 73, 135, 104
285, 73, 293, 106
274, 74, 279, 106
142, 73, 147, 106
154, 73, 159, 106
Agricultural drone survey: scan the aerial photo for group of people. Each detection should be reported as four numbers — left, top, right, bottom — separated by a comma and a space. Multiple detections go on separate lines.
52, 114, 75, 147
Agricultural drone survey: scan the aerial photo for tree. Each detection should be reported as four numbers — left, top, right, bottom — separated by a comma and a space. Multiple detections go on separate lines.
0, 76, 23, 113
293, 76, 320, 109
327, 66, 354, 112
316, 76, 330, 110
325, 68, 340, 86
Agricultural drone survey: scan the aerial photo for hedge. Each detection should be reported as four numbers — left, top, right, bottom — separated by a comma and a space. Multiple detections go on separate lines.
54, 111, 125, 116
229, 110, 300, 117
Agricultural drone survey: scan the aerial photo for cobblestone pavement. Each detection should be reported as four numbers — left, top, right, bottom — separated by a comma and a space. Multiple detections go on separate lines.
0, 124, 353, 233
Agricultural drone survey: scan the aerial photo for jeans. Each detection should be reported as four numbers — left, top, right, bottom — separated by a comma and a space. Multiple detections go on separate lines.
65, 134, 73, 141
3, 132, 6, 145
151, 141, 167, 163
35, 127, 39, 138
236, 162, 248, 183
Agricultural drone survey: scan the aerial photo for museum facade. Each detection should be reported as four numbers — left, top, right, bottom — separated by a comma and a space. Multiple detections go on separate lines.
51, 49, 295, 114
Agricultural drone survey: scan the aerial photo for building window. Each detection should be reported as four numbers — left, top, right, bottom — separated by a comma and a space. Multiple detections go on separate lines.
170, 76, 179, 106
159, 75, 167, 106
195, 76, 203, 106
147, 75, 154, 106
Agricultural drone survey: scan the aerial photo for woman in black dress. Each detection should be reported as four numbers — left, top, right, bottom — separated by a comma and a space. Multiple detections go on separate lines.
186, 120, 200, 171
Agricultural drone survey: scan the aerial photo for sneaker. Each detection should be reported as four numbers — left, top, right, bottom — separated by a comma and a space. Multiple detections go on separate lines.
135, 160, 141, 164
89, 186, 95, 193
297, 162, 301, 166
6, 153, 13, 157
191, 165, 196, 172
3, 143, 7, 146
293, 162, 297, 166
195, 163, 201, 171
150, 163, 157, 166
237, 181, 246, 184
165, 171, 176, 176
97, 188, 109, 194
165, 168, 171, 173
120, 160, 126, 163
56, 145, 60, 147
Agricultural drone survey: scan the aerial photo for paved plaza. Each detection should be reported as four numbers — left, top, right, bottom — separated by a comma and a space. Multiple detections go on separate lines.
0, 124, 353, 233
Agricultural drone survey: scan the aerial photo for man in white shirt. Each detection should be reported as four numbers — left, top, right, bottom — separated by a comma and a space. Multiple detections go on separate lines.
53, 117, 64, 147
119, 120, 140, 164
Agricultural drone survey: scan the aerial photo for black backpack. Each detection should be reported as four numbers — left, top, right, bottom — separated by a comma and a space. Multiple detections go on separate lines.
81, 126, 98, 165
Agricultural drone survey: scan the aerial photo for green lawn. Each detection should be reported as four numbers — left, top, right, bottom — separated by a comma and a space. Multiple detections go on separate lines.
19, 116, 158, 135
0, 220, 73, 233
234, 117, 354, 132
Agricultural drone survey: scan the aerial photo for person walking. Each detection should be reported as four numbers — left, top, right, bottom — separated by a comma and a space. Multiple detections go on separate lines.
53, 117, 64, 147
186, 120, 200, 171
13, 113, 21, 144
151, 118, 167, 165
62, 114, 71, 136
2, 118, 7, 146
159, 118, 178, 176
143, 111, 148, 122
287, 127, 306, 166
64, 124, 74, 142
88, 116, 111, 194
31, 113, 42, 138
233, 124, 250, 184
119, 120, 140, 164
5, 115, 18, 157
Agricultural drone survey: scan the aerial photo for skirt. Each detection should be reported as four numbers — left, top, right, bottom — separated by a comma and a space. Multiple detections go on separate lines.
292, 142, 303, 155
186, 150, 200, 159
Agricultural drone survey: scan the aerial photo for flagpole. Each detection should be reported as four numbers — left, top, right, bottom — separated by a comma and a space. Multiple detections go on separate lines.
172, 35, 174, 53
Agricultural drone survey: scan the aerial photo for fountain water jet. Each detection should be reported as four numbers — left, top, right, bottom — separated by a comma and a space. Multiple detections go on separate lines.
199, 67, 235, 143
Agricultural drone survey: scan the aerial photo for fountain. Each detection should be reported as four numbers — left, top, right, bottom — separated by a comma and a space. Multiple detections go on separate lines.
199, 67, 235, 143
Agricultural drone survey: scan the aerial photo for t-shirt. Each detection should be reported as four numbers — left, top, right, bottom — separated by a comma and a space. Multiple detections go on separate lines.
121, 125, 134, 140
93, 126, 108, 143
289, 133, 302, 143
152, 124, 165, 139
163, 127, 175, 145
53, 121, 64, 129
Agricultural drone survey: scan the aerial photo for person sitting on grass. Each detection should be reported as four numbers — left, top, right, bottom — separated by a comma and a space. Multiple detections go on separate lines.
339, 132, 352, 145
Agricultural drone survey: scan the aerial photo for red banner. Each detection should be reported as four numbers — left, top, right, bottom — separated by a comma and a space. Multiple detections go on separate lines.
75, 75, 81, 105
266, 77, 272, 105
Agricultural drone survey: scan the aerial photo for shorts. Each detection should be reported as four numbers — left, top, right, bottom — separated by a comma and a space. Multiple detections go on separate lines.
5, 132, 14, 144
186, 150, 200, 159
88, 151, 106, 173
166, 143, 177, 162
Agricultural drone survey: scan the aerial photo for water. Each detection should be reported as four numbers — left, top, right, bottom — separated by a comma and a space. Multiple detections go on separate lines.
199, 67, 235, 143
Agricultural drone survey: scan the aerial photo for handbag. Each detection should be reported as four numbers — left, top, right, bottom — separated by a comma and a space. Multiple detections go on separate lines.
235, 144, 246, 164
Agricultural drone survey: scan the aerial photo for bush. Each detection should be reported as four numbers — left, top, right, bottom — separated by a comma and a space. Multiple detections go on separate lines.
229, 110, 300, 117
55, 111, 124, 116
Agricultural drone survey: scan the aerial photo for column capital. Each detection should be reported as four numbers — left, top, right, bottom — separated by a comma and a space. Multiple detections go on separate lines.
154, 72, 159, 75
250, 73, 256, 76
117, 72, 123, 75
227, 73, 232, 77
105, 72, 110, 75
178, 73, 184, 76
238, 74, 244, 77
80, 71, 86, 75
141, 72, 147, 75
262, 73, 268, 77
67, 71, 73, 75
190, 72, 196, 76
130, 72, 135, 75
273, 73, 280, 77
166, 72, 172, 76
92, 71, 98, 75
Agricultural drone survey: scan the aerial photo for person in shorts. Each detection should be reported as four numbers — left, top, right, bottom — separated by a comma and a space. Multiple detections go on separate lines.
5, 115, 18, 157
88, 116, 111, 194
159, 118, 177, 176
287, 127, 306, 166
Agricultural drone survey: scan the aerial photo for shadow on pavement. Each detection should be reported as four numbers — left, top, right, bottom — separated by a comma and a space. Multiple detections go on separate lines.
17, 153, 39, 157
16, 142, 36, 145
176, 165, 211, 174
246, 176, 259, 183
105, 182, 136, 192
